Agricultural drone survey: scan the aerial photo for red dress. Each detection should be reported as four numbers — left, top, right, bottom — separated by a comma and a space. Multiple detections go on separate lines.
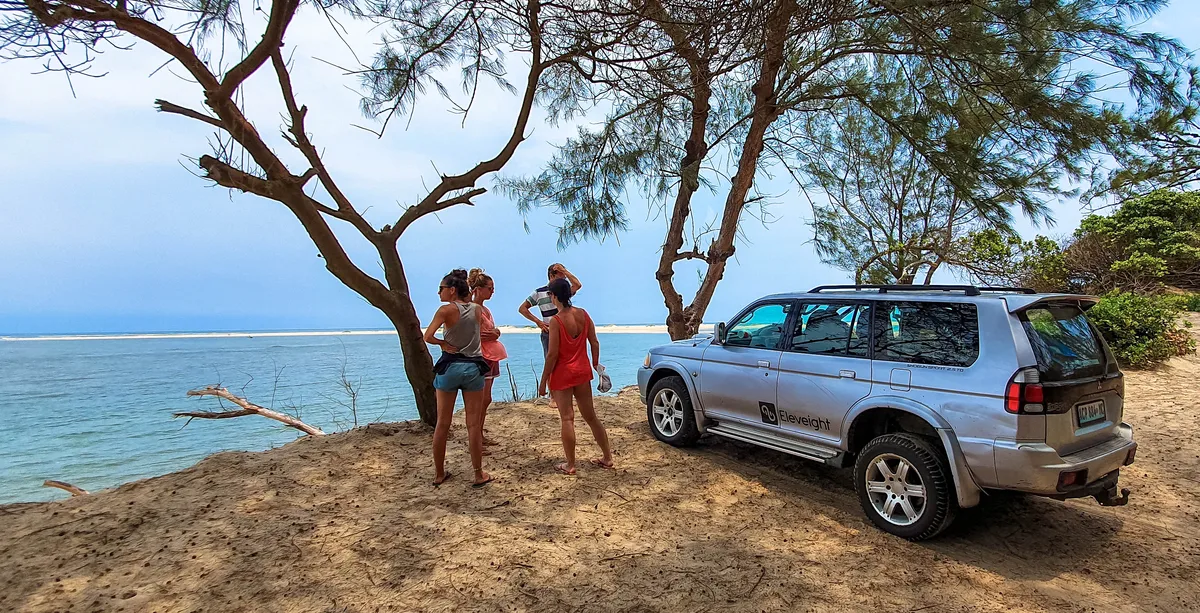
549, 311, 594, 391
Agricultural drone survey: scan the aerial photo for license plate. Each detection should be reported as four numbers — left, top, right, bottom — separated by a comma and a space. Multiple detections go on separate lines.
1076, 400, 1106, 427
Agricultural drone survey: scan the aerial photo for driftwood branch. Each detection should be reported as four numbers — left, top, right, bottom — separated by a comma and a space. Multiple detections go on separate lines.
178, 386, 325, 436
43, 480, 89, 496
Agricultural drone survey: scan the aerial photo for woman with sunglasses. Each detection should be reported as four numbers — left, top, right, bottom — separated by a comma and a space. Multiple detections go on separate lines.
424, 269, 493, 488
469, 268, 506, 448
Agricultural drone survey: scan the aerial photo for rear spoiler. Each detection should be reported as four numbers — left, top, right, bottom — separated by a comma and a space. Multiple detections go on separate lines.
1004, 294, 1100, 314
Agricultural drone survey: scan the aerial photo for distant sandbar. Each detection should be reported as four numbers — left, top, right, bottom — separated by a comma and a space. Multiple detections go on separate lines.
1, 324, 715, 342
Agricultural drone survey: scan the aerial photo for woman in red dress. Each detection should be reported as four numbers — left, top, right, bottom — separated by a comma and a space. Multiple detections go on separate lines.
538, 278, 615, 475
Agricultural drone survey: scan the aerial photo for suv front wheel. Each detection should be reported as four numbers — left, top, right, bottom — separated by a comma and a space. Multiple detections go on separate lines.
646, 375, 700, 446
854, 433, 957, 540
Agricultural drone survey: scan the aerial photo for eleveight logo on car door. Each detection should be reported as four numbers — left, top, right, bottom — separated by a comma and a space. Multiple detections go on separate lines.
759, 402, 778, 425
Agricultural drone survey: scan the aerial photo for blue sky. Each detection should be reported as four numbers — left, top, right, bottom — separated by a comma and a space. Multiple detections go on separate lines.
2, 3, 1199, 334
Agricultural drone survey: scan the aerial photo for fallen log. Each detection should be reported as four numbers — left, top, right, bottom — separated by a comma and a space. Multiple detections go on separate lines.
177, 386, 325, 436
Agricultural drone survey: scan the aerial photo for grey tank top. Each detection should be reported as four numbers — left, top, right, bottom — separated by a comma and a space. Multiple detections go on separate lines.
443, 302, 482, 357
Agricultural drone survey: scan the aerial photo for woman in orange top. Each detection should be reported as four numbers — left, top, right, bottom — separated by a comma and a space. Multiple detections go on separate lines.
470, 268, 506, 447
538, 278, 614, 475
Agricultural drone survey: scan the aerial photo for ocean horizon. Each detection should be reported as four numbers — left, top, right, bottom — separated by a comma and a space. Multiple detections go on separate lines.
0, 329, 672, 504
1, 323, 717, 342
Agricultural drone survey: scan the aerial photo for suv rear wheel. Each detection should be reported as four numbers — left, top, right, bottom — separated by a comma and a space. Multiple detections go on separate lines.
854, 433, 956, 540
647, 375, 700, 446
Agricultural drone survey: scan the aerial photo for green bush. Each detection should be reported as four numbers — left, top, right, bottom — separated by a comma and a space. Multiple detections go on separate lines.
1087, 291, 1196, 368
1186, 294, 1200, 312
1077, 189, 1200, 291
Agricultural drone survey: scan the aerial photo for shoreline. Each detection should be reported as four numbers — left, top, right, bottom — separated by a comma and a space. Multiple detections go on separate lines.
1, 324, 715, 342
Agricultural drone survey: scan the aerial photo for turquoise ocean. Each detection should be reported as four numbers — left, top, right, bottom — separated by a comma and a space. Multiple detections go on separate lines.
0, 331, 668, 504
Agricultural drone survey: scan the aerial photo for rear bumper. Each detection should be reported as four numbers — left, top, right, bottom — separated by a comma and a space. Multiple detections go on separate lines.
992, 423, 1136, 495
1048, 468, 1128, 505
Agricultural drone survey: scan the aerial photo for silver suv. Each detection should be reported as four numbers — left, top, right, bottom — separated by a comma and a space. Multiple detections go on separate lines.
638, 285, 1136, 540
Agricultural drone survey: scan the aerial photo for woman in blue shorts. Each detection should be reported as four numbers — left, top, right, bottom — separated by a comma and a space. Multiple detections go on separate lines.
424, 269, 493, 488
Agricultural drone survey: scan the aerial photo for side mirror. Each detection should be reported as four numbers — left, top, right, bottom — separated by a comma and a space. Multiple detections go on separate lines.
715, 322, 726, 345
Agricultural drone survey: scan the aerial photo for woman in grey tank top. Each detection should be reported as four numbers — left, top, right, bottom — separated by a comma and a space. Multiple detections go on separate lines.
424, 269, 493, 488
442, 301, 482, 358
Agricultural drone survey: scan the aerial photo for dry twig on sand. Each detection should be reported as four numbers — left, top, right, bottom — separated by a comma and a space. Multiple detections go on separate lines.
42, 480, 88, 496
176, 386, 325, 436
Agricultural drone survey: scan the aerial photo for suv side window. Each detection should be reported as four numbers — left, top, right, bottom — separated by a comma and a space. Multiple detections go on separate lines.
873, 301, 979, 367
790, 302, 870, 357
725, 302, 790, 349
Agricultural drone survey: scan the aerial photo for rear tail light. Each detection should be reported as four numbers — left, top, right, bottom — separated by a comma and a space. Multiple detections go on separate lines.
1058, 468, 1087, 490
1124, 445, 1137, 466
1005, 368, 1045, 414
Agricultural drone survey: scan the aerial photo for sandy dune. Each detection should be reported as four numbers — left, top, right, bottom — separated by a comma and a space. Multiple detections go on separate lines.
1, 321, 1198, 612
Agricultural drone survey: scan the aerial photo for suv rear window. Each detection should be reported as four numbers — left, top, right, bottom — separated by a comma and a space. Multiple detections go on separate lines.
1021, 305, 1105, 380
873, 301, 979, 367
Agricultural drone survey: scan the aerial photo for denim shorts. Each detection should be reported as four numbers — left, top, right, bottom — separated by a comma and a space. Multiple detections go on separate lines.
433, 361, 485, 392
540, 330, 550, 356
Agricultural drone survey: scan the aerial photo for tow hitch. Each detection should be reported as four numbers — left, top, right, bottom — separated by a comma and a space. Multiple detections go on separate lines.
1095, 485, 1131, 507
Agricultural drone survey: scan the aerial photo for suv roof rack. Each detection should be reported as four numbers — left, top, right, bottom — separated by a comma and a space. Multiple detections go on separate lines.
976, 286, 1037, 294
807, 284, 1036, 296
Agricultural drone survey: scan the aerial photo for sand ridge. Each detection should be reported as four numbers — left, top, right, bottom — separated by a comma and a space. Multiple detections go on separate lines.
2, 319, 1199, 612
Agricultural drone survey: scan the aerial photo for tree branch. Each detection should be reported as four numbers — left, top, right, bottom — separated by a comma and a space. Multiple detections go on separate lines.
180, 386, 325, 436
219, 0, 299, 95
197, 154, 398, 311
673, 247, 709, 263
385, 0, 545, 241
270, 51, 350, 207
154, 99, 224, 130
30, 0, 221, 90
393, 187, 487, 235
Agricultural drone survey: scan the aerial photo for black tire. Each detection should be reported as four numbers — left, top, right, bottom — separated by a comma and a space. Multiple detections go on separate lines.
646, 375, 701, 446
853, 433, 957, 541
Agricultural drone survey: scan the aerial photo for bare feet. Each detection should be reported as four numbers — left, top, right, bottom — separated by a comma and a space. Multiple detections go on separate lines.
589, 458, 615, 470
555, 462, 576, 476
472, 472, 495, 488
432, 471, 453, 486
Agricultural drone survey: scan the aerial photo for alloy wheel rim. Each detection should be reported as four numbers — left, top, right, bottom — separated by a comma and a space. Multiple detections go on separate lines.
864, 453, 928, 526
652, 389, 684, 437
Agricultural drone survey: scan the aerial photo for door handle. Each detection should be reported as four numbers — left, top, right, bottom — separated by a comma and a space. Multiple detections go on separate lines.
839, 370, 856, 379
757, 360, 771, 368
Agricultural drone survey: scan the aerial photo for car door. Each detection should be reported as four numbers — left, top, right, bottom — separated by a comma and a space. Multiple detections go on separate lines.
775, 300, 873, 446
700, 301, 791, 427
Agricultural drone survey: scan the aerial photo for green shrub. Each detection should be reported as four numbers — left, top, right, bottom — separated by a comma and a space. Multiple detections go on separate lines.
1087, 291, 1196, 368
1186, 294, 1200, 312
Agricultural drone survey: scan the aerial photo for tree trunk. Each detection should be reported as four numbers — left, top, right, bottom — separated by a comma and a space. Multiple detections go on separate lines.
646, 0, 711, 342
384, 300, 437, 426
673, 0, 799, 340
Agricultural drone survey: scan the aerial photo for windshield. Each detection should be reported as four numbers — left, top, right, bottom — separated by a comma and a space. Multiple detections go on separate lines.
1021, 304, 1106, 380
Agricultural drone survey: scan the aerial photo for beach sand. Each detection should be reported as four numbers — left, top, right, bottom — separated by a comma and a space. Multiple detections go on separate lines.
2, 320, 1198, 612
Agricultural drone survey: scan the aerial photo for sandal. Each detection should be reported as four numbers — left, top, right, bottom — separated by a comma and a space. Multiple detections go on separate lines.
432, 472, 453, 487
555, 462, 577, 476
589, 458, 615, 470
472, 474, 496, 488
